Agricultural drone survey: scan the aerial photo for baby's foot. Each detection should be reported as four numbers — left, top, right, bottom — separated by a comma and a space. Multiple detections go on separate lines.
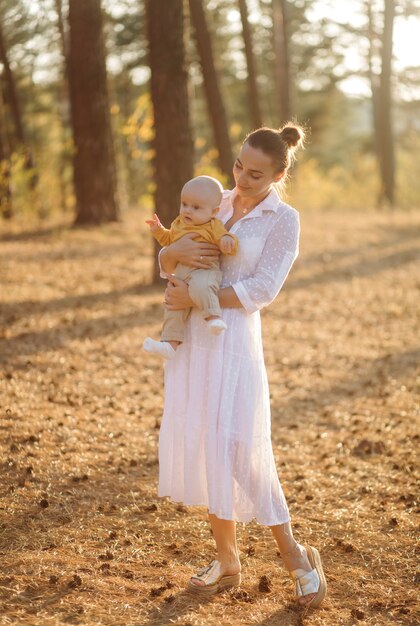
207, 319, 227, 335
143, 338, 176, 359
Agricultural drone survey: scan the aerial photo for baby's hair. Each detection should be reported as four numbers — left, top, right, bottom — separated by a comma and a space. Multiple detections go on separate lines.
244, 123, 305, 175
183, 175, 223, 207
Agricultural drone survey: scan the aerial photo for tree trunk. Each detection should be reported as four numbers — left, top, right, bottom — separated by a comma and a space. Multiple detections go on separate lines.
0, 82, 12, 219
367, 0, 381, 163
367, 0, 395, 207
0, 17, 37, 192
55, 0, 72, 212
146, 0, 194, 283
55, 0, 69, 72
238, 0, 263, 129
188, 0, 234, 186
0, 21, 24, 144
378, 0, 395, 206
365, 0, 383, 204
272, 0, 291, 125
68, 0, 119, 224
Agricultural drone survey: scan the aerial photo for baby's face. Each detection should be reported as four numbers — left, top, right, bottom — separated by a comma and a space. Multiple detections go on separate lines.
180, 187, 218, 226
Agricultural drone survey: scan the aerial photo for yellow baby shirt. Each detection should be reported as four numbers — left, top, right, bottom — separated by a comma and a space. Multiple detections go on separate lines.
151, 216, 238, 255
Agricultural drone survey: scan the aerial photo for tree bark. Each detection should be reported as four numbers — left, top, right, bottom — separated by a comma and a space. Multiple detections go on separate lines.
238, 0, 263, 129
272, 0, 291, 125
367, 0, 395, 207
367, 0, 381, 162
146, 0, 194, 283
378, 0, 395, 206
55, 0, 69, 72
55, 0, 72, 212
0, 80, 12, 219
0, 17, 37, 192
68, 0, 119, 224
0, 20, 24, 145
188, 0, 234, 186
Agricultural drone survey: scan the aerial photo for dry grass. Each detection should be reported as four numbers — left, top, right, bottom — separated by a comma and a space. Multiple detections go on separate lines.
0, 208, 419, 626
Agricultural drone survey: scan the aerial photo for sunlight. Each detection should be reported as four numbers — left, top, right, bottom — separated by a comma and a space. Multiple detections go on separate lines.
393, 17, 420, 69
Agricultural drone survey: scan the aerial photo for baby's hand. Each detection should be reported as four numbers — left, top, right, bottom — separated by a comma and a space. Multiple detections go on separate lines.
219, 235, 235, 254
145, 213, 163, 232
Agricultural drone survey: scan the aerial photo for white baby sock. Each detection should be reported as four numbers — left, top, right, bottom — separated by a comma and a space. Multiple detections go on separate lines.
207, 319, 227, 335
143, 337, 176, 360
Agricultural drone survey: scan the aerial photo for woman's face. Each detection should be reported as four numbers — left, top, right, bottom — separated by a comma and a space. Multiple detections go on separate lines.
233, 142, 283, 199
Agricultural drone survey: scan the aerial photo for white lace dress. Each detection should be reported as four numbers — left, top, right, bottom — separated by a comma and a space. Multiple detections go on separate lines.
158, 188, 300, 525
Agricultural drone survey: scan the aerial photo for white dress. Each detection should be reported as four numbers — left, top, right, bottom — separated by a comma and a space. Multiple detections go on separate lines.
158, 188, 300, 525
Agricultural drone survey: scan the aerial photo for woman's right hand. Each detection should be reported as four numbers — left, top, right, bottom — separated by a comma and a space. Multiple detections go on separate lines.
161, 233, 220, 272
164, 276, 194, 310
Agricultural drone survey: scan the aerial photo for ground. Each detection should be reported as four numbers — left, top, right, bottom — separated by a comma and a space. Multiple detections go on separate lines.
0, 208, 418, 626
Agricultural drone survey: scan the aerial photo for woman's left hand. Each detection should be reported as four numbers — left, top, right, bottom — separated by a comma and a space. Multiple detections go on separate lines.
164, 275, 194, 310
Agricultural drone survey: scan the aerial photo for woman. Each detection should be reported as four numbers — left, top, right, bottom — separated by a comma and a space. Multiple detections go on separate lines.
157, 124, 327, 608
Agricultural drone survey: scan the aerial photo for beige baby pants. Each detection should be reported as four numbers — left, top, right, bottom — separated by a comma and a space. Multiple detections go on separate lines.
161, 262, 222, 343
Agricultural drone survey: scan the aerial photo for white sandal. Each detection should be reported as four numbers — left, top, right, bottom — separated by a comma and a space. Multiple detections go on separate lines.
188, 559, 241, 596
290, 545, 327, 608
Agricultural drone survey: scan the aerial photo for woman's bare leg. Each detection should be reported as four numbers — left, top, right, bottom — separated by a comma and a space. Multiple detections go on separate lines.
190, 513, 241, 586
270, 521, 317, 605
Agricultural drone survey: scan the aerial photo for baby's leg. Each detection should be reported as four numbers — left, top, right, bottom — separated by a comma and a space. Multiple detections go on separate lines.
143, 338, 177, 359
161, 308, 190, 345
143, 264, 193, 359
188, 268, 226, 335
144, 307, 191, 359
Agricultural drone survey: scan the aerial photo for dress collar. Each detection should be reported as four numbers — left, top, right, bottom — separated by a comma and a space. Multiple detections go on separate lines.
224, 186, 281, 219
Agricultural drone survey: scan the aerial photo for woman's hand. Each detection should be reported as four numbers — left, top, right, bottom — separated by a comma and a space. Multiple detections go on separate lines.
164, 276, 194, 310
161, 233, 220, 273
164, 277, 243, 311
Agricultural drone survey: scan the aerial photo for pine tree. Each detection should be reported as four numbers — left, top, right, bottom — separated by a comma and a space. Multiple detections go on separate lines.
189, 0, 234, 184
68, 0, 119, 224
146, 0, 194, 282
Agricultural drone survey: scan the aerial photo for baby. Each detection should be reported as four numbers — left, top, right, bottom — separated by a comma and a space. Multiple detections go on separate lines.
143, 175, 238, 360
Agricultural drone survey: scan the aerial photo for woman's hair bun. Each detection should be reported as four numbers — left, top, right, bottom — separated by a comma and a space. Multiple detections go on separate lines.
279, 124, 304, 149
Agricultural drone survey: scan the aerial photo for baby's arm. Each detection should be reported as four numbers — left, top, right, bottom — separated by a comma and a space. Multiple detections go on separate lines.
145, 213, 163, 232
145, 213, 172, 247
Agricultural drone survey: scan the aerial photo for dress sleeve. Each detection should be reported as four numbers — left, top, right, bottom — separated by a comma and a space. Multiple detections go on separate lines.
231, 209, 300, 314
157, 247, 168, 278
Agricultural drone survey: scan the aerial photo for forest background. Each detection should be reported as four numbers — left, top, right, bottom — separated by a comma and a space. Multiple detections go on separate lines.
0, 0, 419, 246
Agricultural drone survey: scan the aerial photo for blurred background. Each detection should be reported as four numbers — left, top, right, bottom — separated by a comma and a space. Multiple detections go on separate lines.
0, 0, 419, 227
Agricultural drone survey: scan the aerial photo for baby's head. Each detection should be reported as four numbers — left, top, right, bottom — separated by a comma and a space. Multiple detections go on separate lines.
180, 176, 223, 226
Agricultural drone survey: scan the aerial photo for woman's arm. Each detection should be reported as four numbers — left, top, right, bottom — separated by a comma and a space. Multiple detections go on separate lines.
165, 277, 243, 310
218, 286, 243, 308
160, 233, 220, 274
230, 209, 300, 314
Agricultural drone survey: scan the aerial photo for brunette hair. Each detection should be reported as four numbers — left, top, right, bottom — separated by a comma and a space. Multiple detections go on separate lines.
244, 123, 305, 176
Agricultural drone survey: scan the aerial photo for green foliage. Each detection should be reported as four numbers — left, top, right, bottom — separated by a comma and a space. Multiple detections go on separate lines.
397, 132, 420, 209
288, 136, 419, 211
2, 149, 41, 216
0, 0, 418, 219
289, 154, 379, 210
120, 92, 154, 208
